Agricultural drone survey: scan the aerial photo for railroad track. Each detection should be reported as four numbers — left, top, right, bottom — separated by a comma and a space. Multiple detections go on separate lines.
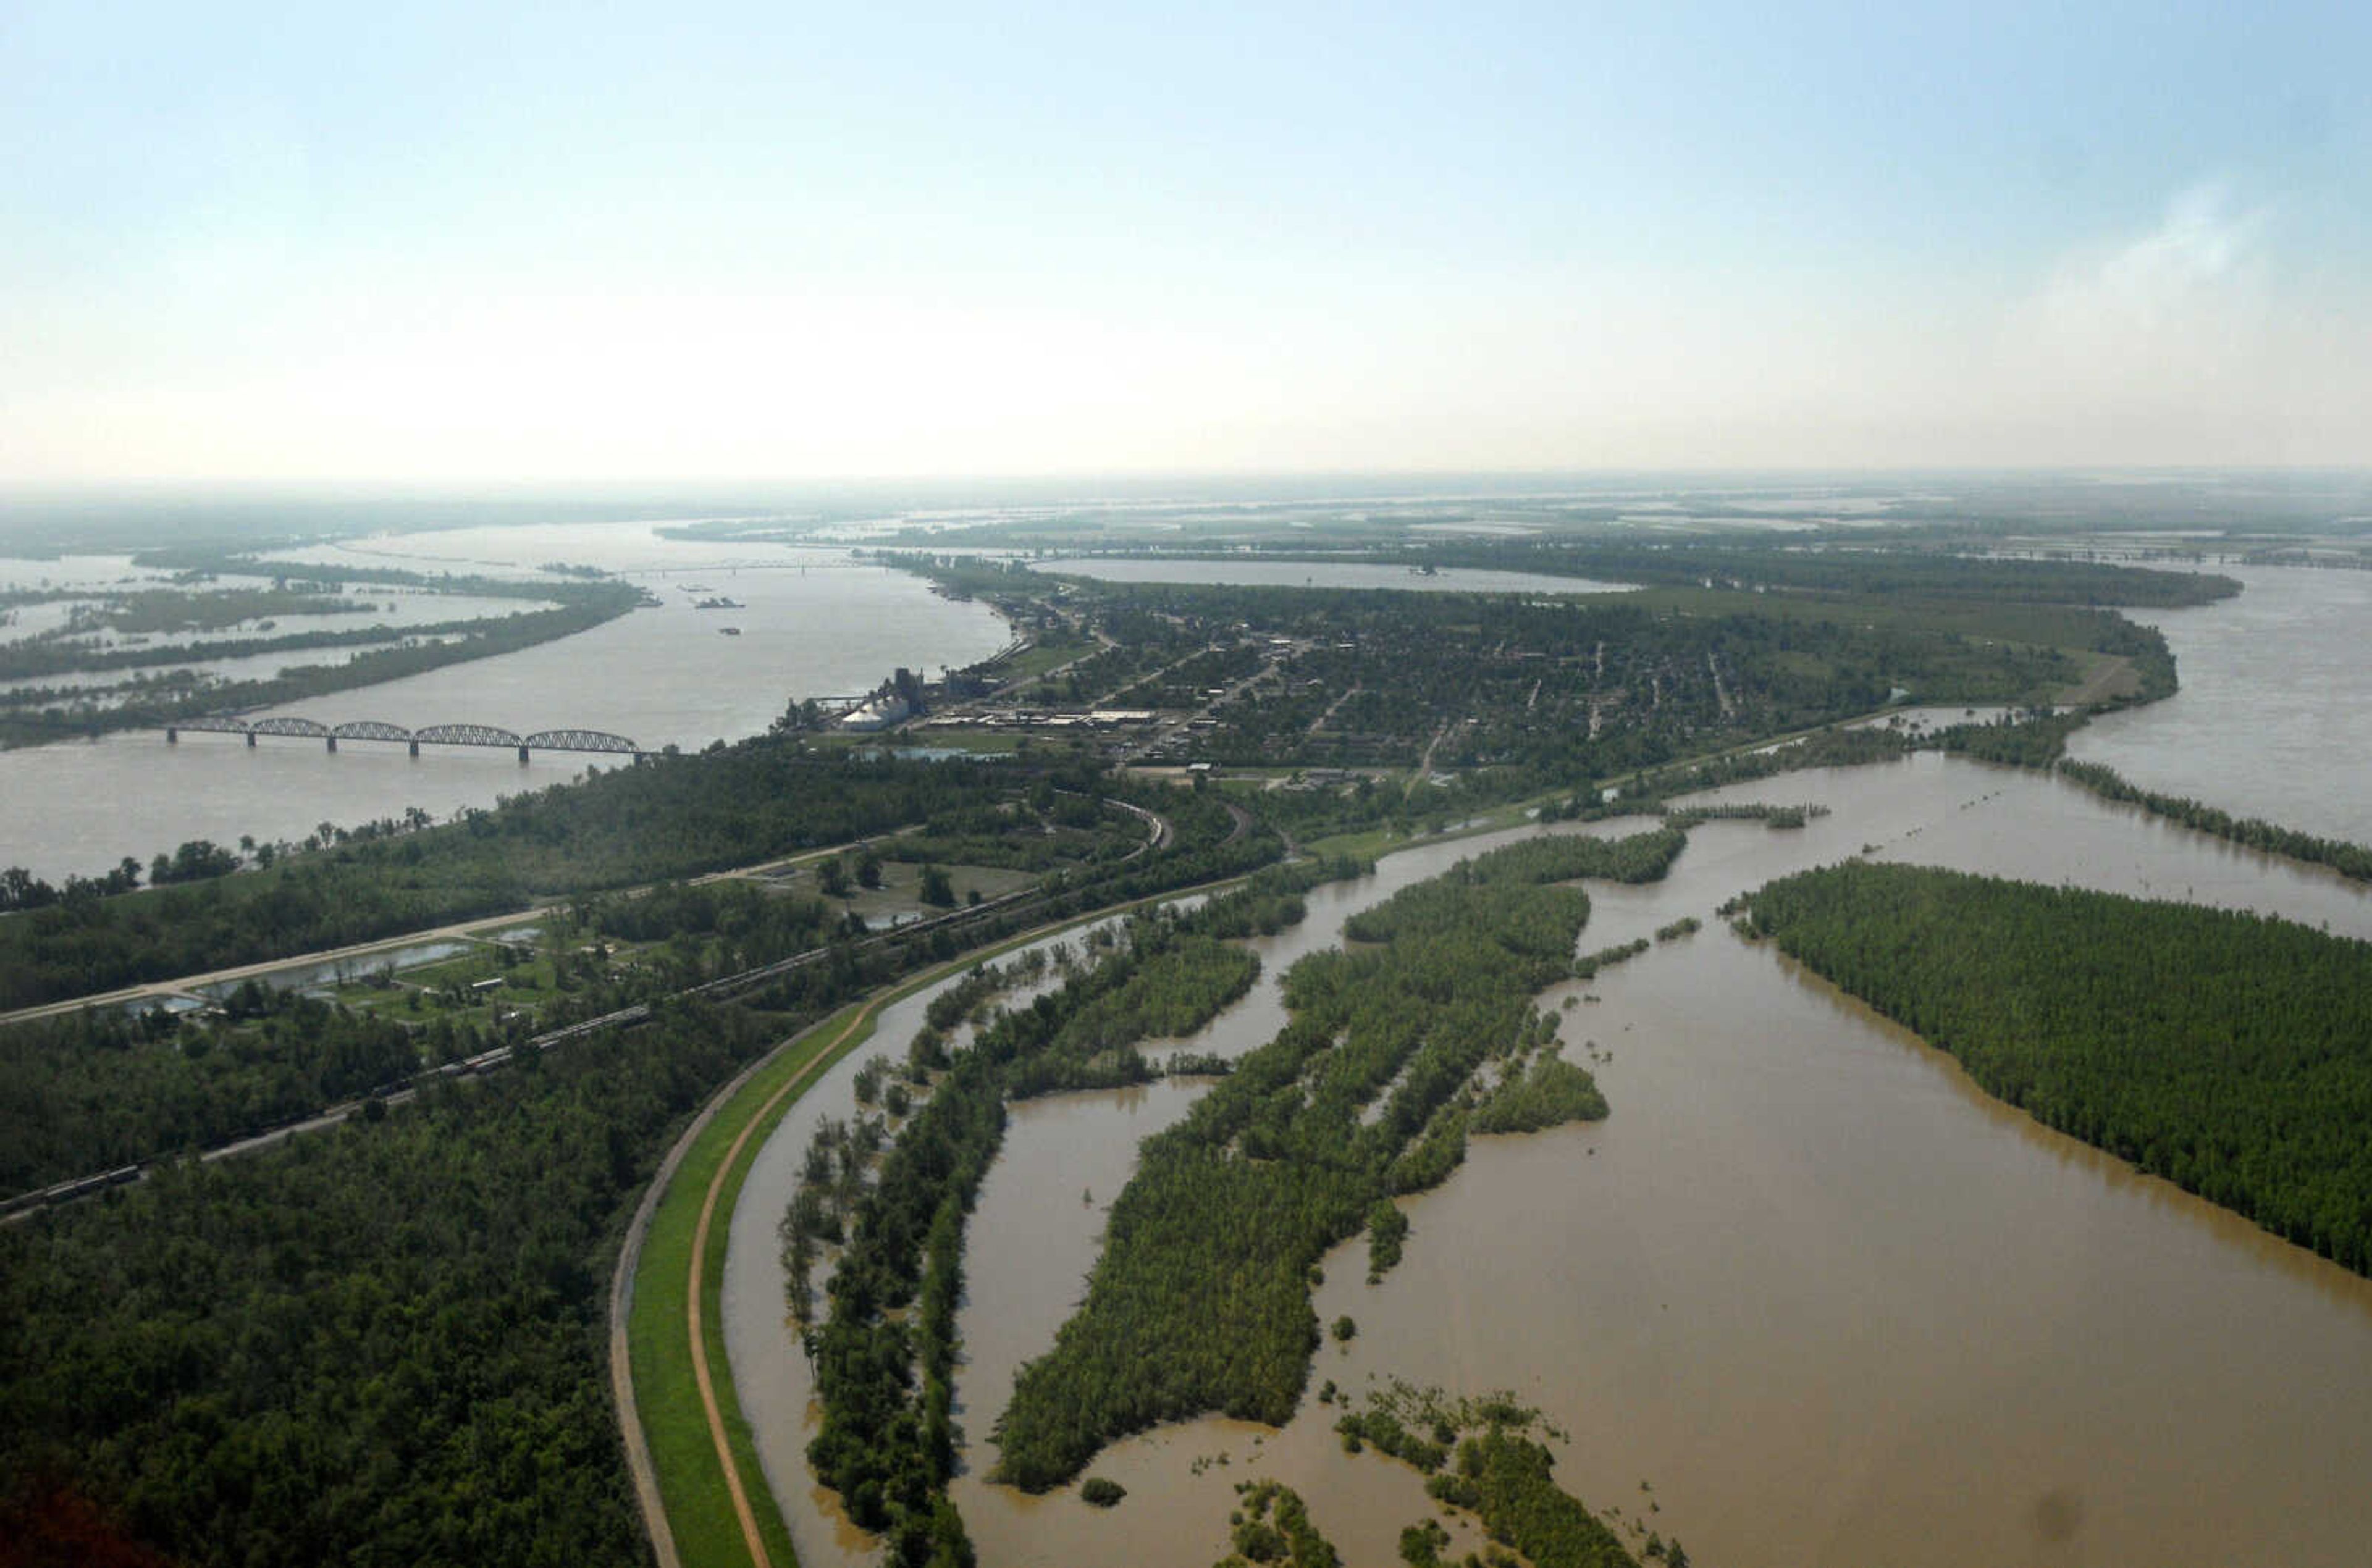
2, 797, 1171, 1223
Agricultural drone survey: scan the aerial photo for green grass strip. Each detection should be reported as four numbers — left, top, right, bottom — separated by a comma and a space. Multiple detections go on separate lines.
628, 874, 1268, 1567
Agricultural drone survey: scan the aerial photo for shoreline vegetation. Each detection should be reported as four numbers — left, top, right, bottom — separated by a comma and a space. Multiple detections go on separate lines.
2056, 758, 2372, 883
1024, 538, 2245, 611
0, 560, 644, 750
1746, 861, 2372, 1275
9, 536, 2365, 1568
794, 858, 1366, 1566
0, 758, 1281, 1567
1904, 704, 2372, 886
989, 830, 1678, 1496
1329, 1381, 1652, 1568
0, 777, 1272, 1198
0, 750, 1161, 1011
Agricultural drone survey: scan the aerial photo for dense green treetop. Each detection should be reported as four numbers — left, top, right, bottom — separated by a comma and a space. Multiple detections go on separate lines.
1748, 860, 2372, 1273
0, 747, 1141, 1010
992, 832, 1672, 1490
0, 999, 777, 1568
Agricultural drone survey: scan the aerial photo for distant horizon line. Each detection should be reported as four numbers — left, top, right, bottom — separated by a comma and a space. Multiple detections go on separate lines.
7, 463, 2368, 501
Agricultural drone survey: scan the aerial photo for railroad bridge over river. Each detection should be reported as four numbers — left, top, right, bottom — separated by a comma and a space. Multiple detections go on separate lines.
165, 716, 642, 761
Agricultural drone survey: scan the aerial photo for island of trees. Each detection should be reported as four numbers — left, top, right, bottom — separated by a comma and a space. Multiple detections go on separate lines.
990, 829, 1679, 1494
1746, 860, 2372, 1273
0, 532, 2319, 1568
795, 858, 1365, 1566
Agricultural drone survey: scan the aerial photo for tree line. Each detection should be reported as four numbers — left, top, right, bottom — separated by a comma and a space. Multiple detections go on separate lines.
1334, 1381, 1644, 1568
1747, 860, 2372, 1273
0, 748, 1297, 1564
1, 583, 642, 748
991, 831, 1676, 1491
2057, 760, 2372, 883
796, 863, 1353, 1567
0, 996, 780, 1568
0, 747, 1146, 1010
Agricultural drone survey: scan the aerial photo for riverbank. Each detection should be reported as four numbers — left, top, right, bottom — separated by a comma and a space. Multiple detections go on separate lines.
928, 759, 2372, 1568
620, 870, 1285, 1568
0, 534, 1011, 884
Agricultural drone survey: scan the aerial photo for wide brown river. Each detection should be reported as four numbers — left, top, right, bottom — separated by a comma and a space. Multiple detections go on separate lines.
0, 524, 1008, 882
705, 562, 2372, 1567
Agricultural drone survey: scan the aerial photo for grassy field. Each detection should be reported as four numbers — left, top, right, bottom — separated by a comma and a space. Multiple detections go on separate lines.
984, 630, 1096, 685
886, 727, 1029, 754
628, 1012, 826, 1568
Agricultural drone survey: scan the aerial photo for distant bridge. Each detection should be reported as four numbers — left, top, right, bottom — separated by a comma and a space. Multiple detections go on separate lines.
165, 716, 642, 761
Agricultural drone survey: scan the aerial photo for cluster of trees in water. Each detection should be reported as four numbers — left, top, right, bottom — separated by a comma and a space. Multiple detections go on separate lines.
1468, 1044, 1609, 1136
1216, 1480, 1341, 1568
1570, 937, 1650, 981
1003, 933, 1261, 1099
1186, 853, 1369, 939
1447, 1430, 1653, 1568
796, 863, 1351, 1567
924, 949, 1048, 1032
1419, 828, 1688, 890
804, 1033, 998, 1564
990, 831, 1676, 1492
1747, 861, 2372, 1273
2056, 760, 2372, 884
1326, 1381, 1642, 1568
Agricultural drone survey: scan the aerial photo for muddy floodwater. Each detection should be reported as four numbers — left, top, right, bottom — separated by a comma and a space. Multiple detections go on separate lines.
718, 561, 2372, 1567
2066, 563, 2372, 844
725, 753, 2372, 1568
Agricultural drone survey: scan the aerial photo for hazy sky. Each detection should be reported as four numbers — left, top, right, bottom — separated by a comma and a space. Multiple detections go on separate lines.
5, 2, 2367, 483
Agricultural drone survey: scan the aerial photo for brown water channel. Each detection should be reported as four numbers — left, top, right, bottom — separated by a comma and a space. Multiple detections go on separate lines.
722, 752, 2372, 1568
2067, 563, 2372, 845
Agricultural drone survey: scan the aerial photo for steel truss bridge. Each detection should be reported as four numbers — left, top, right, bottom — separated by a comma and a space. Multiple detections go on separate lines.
165, 716, 642, 760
